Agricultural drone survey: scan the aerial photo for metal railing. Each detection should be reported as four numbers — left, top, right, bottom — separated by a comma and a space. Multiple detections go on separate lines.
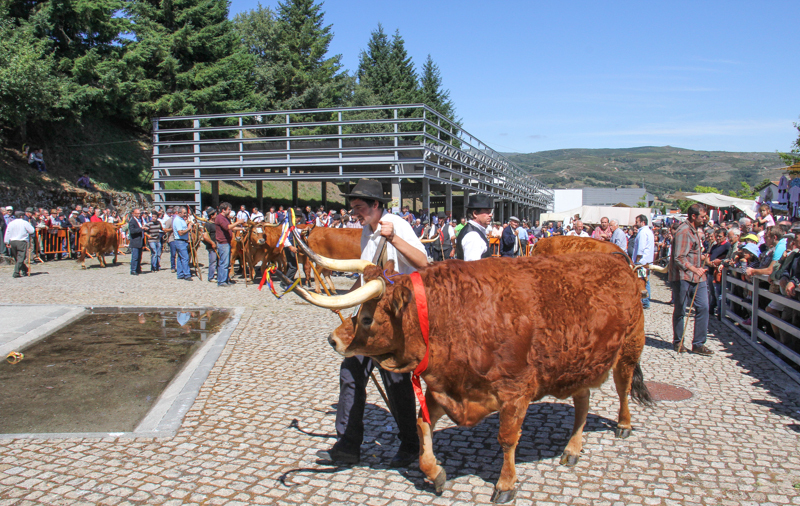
720, 268, 800, 384
152, 104, 554, 211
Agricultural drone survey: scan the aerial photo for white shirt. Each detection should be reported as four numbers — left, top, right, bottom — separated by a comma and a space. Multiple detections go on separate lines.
361, 211, 426, 275
4, 218, 35, 243
461, 220, 489, 261
251, 212, 264, 223
236, 210, 250, 222
633, 225, 655, 265
566, 230, 589, 237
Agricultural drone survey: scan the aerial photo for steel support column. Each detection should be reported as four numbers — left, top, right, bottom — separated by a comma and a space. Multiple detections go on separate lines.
256, 181, 263, 211
462, 189, 470, 221
445, 185, 452, 218
321, 181, 327, 209
292, 181, 298, 207
211, 181, 219, 207
422, 178, 431, 217
391, 178, 401, 212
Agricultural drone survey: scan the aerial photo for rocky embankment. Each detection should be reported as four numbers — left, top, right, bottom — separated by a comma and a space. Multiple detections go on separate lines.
0, 180, 151, 214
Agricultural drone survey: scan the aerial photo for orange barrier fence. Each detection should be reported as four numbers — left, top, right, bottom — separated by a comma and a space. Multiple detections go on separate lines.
33, 227, 135, 258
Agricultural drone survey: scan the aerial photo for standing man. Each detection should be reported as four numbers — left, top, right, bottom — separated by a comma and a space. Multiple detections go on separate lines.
251, 207, 264, 222
4, 211, 35, 277
500, 216, 521, 257
567, 220, 590, 237
202, 207, 218, 282
161, 208, 177, 273
145, 212, 164, 272
431, 212, 455, 261
128, 208, 144, 275
609, 219, 628, 251
669, 204, 713, 356
592, 217, 612, 241
456, 194, 494, 261
317, 179, 426, 467
236, 205, 250, 223
172, 206, 192, 281
517, 222, 529, 255
632, 214, 655, 309
214, 202, 244, 287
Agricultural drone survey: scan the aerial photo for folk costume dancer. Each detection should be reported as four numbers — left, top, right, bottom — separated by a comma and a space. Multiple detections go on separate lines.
456, 194, 494, 261
317, 179, 427, 467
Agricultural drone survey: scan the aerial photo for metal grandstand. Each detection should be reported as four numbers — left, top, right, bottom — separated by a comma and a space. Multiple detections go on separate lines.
151, 104, 553, 221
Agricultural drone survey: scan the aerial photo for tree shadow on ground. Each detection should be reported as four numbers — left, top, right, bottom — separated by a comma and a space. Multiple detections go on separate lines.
645, 331, 674, 350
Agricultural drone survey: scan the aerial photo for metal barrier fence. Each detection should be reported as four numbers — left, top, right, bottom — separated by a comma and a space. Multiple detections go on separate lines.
31, 228, 130, 258
720, 268, 800, 384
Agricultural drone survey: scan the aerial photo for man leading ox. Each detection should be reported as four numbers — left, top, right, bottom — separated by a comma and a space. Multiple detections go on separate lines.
316, 179, 427, 467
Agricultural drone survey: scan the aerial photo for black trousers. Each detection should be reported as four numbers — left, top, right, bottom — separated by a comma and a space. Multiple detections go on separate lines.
335, 355, 419, 454
283, 249, 297, 282
9, 240, 28, 277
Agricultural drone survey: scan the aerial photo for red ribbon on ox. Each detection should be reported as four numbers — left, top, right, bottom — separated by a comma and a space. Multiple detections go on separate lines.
409, 271, 431, 425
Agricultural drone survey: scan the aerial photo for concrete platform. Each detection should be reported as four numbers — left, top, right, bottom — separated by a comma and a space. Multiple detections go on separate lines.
0, 257, 798, 505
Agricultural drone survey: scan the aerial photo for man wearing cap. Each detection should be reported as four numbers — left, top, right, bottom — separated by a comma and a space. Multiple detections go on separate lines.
456, 194, 494, 261
500, 216, 521, 257
317, 179, 426, 468
669, 204, 713, 356
4, 211, 35, 277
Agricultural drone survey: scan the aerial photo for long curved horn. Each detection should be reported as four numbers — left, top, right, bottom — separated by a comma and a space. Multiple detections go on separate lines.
649, 264, 668, 274
291, 228, 374, 273
277, 271, 385, 309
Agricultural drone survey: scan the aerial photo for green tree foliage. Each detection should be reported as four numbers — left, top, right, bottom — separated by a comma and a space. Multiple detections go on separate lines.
122, 0, 257, 127
419, 54, 455, 119
233, 0, 348, 111
729, 181, 757, 199
356, 25, 418, 106
693, 185, 722, 194
779, 120, 800, 166
0, 15, 66, 135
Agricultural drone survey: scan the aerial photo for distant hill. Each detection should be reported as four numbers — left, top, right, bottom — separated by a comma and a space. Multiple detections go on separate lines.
504, 146, 786, 200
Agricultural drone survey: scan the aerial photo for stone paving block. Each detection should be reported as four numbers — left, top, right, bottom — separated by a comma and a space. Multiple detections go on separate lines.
1, 265, 799, 504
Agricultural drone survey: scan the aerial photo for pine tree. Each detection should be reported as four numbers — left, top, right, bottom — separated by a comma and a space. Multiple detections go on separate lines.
419, 54, 455, 119
123, 0, 256, 128
387, 29, 418, 105
356, 25, 419, 106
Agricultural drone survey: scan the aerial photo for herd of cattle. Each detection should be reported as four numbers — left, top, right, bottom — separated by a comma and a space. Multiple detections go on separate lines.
77, 218, 655, 503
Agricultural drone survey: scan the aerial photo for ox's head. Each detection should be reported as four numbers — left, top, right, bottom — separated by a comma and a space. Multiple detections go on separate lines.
278, 230, 423, 372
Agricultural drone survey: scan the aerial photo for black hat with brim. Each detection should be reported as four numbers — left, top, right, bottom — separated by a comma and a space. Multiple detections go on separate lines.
341, 179, 391, 203
465, 194, 494, 209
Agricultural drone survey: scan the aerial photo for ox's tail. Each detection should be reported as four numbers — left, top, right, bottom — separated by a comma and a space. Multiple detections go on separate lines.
630, 363, 655, 407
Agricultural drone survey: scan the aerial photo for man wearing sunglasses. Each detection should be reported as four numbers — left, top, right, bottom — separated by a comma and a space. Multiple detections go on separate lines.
456, 194, 494, 261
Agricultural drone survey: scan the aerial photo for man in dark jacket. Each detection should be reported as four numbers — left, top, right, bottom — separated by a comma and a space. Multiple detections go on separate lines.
500, 216, 521, 257
128, 208, 144, 275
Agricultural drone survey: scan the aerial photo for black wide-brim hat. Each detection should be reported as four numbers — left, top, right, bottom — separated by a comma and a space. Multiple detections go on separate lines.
341, 179, 392, 203
465, 194, 494, 209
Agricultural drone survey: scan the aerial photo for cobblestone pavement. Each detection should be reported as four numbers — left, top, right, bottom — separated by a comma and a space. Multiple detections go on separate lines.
1, 257, 799, 505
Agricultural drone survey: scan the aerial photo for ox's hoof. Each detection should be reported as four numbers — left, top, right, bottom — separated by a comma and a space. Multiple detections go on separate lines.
616, 427, 632, 439
491, 486, 517, 504
433, 469, 447, 495
559, 452, 579, 466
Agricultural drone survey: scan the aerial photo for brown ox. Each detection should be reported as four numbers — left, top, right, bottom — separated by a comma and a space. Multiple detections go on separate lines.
530, 235, 625, 256
77, 221, 122, 269
284, 241, 652, 503
299, 227, 361, 293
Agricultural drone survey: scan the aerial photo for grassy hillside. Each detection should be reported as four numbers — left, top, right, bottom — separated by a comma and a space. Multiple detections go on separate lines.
505, 146, 786, 199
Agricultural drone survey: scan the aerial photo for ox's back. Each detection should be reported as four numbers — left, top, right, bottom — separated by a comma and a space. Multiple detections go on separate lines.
531, 235, 623, 256
418, 253, 642, 401
307, 228, 361, 260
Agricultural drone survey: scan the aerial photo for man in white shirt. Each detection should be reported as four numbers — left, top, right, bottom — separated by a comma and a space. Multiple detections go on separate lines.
4, 211, 35, 277
566, 220, 590, 237
236, 205, 250, 222
609, 219, 628, 251
456, 194, 494, 261
632, 214, 655, 309
251, 207, 264, 223
317, 179, 427, 468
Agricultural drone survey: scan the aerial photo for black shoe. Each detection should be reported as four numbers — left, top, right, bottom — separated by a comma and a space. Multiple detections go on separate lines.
184, 278, 193, 282
389, 447, 418, 468
131, 272, 138, 276
692, 345, 714, 356
316, 447, 359, 465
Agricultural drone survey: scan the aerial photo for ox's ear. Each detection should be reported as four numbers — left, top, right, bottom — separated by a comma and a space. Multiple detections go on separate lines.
391, 285, 412, 318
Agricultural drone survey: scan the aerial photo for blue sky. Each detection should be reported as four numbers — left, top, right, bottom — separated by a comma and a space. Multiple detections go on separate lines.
229, 0, 799, 155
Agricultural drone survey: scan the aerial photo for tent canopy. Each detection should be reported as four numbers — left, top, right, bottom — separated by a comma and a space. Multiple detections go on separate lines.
684, 193, 756, 219
540, 206, 651, 227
